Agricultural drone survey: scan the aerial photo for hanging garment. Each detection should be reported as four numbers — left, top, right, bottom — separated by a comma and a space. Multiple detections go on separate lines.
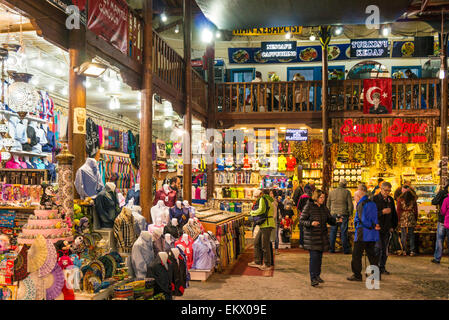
85, 118, 100, 158
286, 156, 297, 171
113, 208, 137, 254
39, 91, 54, 121
129, 232, 155, 280
169, 207, 190, 228
175, 236, 194, 270
146, 254, 174, 300
191, 237, 216, 270
22, 125, 39, 151
95, 188, 120, 228
42, 129, 56, 153
127, 131, 137, 167
75, 158, 104, 199
167, 251, 185, 296
45, 162, 57, 182
125, 187, 140, 206
153, 188, 177, 207
278, 155, 287, 171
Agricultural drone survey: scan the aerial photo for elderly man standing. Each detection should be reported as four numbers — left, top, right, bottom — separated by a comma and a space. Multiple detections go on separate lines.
347, 184, 380, 281
327, 178, 354, 254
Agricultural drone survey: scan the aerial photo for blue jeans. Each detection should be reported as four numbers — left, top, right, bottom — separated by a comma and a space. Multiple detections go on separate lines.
401, 227, 416, 253
375, 232, 391, 271
434, 222, 449, 262
309, 250, 323, 281
329, 215, 349, 253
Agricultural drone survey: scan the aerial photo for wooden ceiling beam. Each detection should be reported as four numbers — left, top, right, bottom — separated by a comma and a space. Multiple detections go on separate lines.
155, 18, 182, 33
0, 22, 35, 33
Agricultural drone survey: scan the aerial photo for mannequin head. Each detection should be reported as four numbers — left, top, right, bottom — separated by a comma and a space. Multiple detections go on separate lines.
105, 182, 116, 192
13, 155, 19, 162
140, 231, 152, 242
164, 233, 172, 243
158, 251, 168, 266
176, 201, 182, 209
24, 156, 30, 162
163, 184, 170, 194
155, 217, 162, 226
198, 234, 204, 242
182, 200, 190, 208
157, 200, 165, 208
182, 233, 189, 243
171, 247, 180, 259
134, 183, 140, 191
127, 199, 135, 208
171, 218, 178, 227
188, 218, 194, 225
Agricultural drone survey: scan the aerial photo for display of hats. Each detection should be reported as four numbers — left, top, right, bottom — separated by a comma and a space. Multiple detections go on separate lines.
98, 256, 113, 279
39, 240, 58, 277
17, 276, 36, 300
14, 245, 29, 282
44, 264, 65, 300
27, 235, 48, 273
88, 259, 106, 281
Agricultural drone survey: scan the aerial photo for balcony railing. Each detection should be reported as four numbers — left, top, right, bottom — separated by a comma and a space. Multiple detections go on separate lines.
152, 31, 184, 94
216, 78, 441, 114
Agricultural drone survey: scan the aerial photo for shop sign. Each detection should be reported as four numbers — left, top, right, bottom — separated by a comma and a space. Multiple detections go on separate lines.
336, 118, 432, 144
261, 41, 297, 60
350, 38, 390, 58
73, 108, 86, 134
87, 0, 129, 54
337, 152, 350, 163
232, 26, 303, 36
46, 0, 87, 24
285, 129, 308, 141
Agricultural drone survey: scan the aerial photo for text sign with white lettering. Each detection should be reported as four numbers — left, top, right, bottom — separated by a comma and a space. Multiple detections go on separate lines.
285, 129, 308, 141
261, 41, 297, 60
350, 39, 390, 58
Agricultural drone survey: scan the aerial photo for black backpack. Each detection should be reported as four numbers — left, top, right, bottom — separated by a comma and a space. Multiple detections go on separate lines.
249, 197, 270, 226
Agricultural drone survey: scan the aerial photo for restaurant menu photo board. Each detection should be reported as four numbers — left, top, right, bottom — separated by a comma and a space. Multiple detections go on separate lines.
285, 129, 308, 141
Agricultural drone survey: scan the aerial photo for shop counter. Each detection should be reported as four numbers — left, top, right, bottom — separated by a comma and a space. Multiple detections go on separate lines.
74, 279, 129, 300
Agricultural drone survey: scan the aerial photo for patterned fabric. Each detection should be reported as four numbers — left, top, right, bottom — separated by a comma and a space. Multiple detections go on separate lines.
113, 209, 137, 254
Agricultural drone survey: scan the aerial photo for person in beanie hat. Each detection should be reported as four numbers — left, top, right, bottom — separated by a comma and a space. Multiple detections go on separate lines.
327, 178, 354, 254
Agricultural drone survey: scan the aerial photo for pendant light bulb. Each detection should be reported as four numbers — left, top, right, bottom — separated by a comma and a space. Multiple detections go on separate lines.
309, 34, 316, 41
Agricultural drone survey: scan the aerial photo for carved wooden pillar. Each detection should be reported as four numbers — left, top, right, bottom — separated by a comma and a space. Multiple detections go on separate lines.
56, 141, 75, 225
206, 42, 215, 200
183, 0, 192, 202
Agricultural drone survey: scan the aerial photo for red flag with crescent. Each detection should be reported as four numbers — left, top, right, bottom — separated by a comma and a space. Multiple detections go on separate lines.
363, 78, 392, 114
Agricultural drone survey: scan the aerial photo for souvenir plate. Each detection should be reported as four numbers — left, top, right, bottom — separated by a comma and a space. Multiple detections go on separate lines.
89, 260, 106, 281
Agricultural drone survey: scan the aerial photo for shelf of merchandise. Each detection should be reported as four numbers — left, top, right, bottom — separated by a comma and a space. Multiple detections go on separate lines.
0, 110, 48, 124
9, 150, 52, 158
213, 198, 256, 202
0, 206, 37, 210
215, 184, 259, 186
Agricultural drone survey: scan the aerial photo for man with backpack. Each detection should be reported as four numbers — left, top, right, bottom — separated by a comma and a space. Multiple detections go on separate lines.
248, 189, 275, 271
431, 184, 449, 264
347, 184, 381, 281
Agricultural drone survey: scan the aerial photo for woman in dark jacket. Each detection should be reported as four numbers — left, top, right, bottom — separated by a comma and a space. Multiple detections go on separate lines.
300, 189, 340, 287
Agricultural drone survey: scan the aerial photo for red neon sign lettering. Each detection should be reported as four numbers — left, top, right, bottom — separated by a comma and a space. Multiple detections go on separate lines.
388, 119, 427, 136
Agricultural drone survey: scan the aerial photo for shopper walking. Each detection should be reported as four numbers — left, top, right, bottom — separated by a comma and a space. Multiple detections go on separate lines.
248, 189, 275, 271
397, 187, 418, 256
327, 178, 354, 254
371, 178, 384, 197
270, 190, 280, 255
347, 184, 380, 281
300, 189, 339, 287
372, 181, 398, 275
292, 181, 305, 208
435, 192, 449, 267
431, 184, 449, 264
297, 185, 313, 249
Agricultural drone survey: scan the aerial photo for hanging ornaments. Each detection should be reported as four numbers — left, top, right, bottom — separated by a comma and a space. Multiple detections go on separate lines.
7, 72, 39, 119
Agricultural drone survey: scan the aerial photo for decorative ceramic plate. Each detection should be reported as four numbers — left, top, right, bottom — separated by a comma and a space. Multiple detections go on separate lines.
99, 256, 113, 279
104, 254, 118, 276
89, 260, 106, 281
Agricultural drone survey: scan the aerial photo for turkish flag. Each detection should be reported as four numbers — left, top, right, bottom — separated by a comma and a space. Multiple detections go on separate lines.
363, 78, 392, 114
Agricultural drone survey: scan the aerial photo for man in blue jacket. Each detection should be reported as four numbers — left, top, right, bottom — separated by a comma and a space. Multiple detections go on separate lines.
347, 184, 381, 281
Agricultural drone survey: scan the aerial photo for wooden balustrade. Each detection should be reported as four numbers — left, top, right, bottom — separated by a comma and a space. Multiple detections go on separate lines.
216, 78, 441, 114
152, 31, 185, 94
128, 10, 144, 63
192, 69, 207, 113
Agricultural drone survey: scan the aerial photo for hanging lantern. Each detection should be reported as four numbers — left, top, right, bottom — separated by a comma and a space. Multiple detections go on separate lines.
0, 118, 8, 137
7, 72, 39, 119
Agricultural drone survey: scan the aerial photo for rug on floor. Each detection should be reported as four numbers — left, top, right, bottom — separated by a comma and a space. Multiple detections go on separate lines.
226, 249, 275, 277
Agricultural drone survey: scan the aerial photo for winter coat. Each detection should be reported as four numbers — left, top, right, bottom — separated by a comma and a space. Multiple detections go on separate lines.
432, 188, 448, 223
297, 194, 312, 212
440, 197, 449, 230
299, 201, 336, 251
354, 195, 379, 242
372, 193, 398, 234
396, 193, 418, 228
326, 186, 354, 216
94, 188, 120, 228
249, 195, 275, 229
293, 186, 304, 206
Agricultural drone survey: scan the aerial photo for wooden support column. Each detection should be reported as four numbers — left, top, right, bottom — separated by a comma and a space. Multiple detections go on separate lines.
439, 10, 448, 175
68, 27, 87, 186
140, 0, 154, 223
206, 42, 216, 199
319, 26, 331, 194
183, 0, 192, 202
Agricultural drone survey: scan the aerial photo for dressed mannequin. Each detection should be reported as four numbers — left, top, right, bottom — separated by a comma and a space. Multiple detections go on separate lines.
113, 207, 137, 254
22, 119, 39, 152
151, 200, 170, 225
182, 200, 196, 218
5, 155, 21, 169
125, 183, 140, 206
151, 227, 165, 255
174, 243, 190, 288
24, 156, 33, 169
129, 231, 154, 280
94, 182, 120, 228
75, 158, 104, 199
8, 116, 25, 151
164, 233, 174, 251
191, 234, 215, 270
174, 233, 193, 269
182, 218, 203, 240
153, 184, 176, 207
41, 123, 56, 153
32, 120, 47, 154
168, 247, 185, 296
169, 201, 189, 228
129, 204, 147, 237
163, 218, 182, 239
147, 251, 173, 300
148, 217, 165, 236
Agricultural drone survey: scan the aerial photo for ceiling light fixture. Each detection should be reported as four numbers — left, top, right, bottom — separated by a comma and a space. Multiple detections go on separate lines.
61, 86, 68, 96
334, 26, 343, 36
309, 34, 316, 41
174, 25, 180, 33
381, 25, 391, 37
161, 13, 167, 22
201, 28, 213, 43
285, 32, 291, 40
216, 31, 221, 39
75, 61, 108, 78
109, 96, 120, 110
